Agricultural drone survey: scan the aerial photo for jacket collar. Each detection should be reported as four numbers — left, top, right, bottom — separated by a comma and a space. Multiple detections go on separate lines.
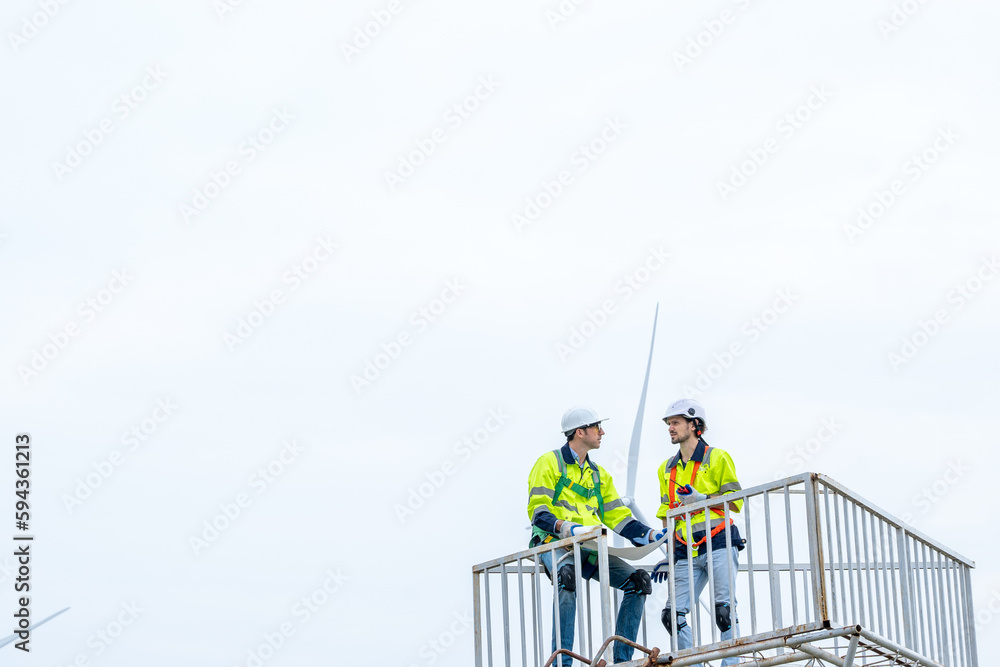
561, 442, 597, 472
666, 438, 709, 470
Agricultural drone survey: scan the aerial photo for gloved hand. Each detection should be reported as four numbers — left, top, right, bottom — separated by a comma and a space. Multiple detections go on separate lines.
632, 527, 668, 547
558, 521, 584, 540
651, 558, 670, 583
676, 484, 707, 505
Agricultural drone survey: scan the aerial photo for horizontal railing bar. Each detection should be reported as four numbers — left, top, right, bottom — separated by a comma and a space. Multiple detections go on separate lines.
662, 474, 812, 521
473, 528, 606, 572
477, 557, 962, 579
480, 557, 964, 576
603, 560, 961, 575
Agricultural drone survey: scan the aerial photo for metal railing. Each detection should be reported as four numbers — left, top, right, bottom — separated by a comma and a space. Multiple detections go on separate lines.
472, 527, 621, 667
811, 474, 978, 667
472, 472, 978, 667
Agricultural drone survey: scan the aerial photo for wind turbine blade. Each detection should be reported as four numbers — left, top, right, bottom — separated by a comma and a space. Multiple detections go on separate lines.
0, 607, 70, 649
625, 303, 658, 500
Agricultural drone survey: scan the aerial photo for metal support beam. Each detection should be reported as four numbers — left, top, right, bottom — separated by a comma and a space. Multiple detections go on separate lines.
663, 625, 858, 667
797, 642, 845, 666
842, 633, 860, 667
859, 627, 949, 667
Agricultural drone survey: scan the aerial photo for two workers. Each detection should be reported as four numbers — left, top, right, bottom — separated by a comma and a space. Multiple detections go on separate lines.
526, 399, 744, 665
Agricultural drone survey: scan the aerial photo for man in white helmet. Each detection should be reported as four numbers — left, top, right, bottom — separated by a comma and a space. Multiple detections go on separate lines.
651, 399, 744, 666
527, 406, 665, 666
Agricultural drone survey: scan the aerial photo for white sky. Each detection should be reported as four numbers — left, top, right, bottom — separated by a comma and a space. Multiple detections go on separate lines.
1, 0, 998, 664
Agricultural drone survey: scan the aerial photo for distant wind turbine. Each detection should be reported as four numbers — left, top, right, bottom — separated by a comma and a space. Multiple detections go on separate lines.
617, 304, 658, 546
0, 607, 70, 649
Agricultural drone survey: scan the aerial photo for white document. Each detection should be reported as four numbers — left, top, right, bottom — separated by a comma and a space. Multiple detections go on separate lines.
575, 528, 671, 561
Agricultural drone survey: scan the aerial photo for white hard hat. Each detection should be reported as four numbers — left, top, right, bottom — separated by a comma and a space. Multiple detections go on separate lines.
561, 406, 608, 434
663, 398, 706, 425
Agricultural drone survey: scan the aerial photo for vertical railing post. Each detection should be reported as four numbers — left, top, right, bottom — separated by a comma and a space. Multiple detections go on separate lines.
474, 568, 483, 667
685, 509, 699, 646
517, 559, 527, 667
744, 493, 758, 637
485, 566, 494, 667
932, 549, 949, 665
962, 565, 979, 667
533, 554, 542, 667
763, 490, 783, 633
667, 525, 677, 653
723, 500, 736, 643
597, 529, 614, 652
705, 497, 718, 646
572, 540, 585, 660
783, 485, 799, 626
586, 572, 594, 658
551, 545, 561, 660
804, 474, 828, 625
501, 564, 511, 667
895, 526, 914, 650
743, 496, 757, 635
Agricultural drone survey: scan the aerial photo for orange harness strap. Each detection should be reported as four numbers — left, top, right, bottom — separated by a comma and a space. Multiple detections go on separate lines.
668, 455, 730, 548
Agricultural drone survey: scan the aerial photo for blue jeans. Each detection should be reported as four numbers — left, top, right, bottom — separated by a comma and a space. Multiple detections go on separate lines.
667, 547, 740, 667
539, 550, 646, 666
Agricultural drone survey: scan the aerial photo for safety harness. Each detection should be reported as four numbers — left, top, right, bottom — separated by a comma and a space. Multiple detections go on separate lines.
668, 447, 731, 551
530, 449, 604, 548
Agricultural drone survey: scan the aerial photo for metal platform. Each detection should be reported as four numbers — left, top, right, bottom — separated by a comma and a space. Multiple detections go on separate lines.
473, 473, 977, 667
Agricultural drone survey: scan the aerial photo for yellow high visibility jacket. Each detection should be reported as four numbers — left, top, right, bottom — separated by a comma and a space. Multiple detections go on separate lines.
527, 444, 638, 547
656, 439, 742, 546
